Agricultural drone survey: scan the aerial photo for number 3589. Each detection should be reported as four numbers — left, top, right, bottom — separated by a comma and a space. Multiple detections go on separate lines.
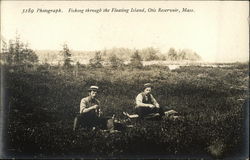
22, 8, 34, 14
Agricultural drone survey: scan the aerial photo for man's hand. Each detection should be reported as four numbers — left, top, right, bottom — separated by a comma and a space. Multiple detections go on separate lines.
155, 104, 160, 108
148, 104, 155, 108
92, 105, 99, 110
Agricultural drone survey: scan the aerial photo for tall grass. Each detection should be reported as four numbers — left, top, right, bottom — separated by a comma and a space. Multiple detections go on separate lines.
2, 63, 248, 158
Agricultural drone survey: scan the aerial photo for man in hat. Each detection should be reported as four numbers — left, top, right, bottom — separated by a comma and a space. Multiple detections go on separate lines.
73, 86, 106, 131
123, 83, 179, 120
134, 83, 165, 118
80, 86, 100, 115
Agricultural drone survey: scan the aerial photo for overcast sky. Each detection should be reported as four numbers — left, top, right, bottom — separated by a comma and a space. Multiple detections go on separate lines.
1, 1, 249, 62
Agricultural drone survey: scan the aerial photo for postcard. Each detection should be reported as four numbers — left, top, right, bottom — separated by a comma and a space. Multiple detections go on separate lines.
0, 1, 249, 159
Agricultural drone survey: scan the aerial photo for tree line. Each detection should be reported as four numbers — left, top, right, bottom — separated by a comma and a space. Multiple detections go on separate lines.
1, 35, 38, 66
1, 35, 202, 69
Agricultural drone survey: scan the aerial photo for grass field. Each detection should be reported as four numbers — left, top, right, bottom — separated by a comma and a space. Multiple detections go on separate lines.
1, 63, 249, 158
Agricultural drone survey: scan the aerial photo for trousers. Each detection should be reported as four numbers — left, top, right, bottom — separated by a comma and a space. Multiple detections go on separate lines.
74, 112, 107, 130
135, 106, 165, 118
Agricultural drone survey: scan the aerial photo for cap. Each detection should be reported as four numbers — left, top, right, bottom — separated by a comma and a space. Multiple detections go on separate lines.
88, 86, 99, 91
143, 83, 152, 89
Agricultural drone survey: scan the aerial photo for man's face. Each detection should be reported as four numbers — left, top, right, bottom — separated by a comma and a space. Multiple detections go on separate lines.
144, 87, 152, 95
90, 90, 97, 98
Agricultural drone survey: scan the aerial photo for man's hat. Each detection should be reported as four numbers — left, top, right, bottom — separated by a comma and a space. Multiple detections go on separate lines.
88, 86, 99, 91
143, 83, 152, 89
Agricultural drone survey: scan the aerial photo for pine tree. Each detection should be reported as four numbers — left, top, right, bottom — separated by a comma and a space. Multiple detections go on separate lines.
89, 51, 103, 68
130, 50, 143, 68
2, 34, 38, 65
108, 54, 124, 68
61, 43, 72, 69
167, 48, 178, 61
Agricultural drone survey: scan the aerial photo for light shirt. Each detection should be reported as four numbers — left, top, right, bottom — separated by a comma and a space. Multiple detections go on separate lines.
80, 96, 100, 113
135, 92, 159, 107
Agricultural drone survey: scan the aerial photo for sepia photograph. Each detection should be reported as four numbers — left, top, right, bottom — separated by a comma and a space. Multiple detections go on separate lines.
0, 1, 249, 159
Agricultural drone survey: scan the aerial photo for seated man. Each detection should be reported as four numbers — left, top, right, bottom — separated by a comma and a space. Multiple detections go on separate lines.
73, 86, 106, 131
123, 83, 179, 120
134, 83, 165, 119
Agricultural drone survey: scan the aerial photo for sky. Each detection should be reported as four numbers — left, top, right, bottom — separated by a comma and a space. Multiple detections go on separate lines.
1, 1, 249, 62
